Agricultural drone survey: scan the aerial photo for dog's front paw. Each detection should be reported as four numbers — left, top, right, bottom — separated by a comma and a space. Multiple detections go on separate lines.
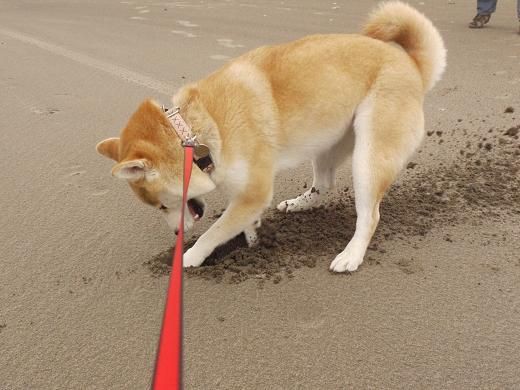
329, 249, 364, 273
243, 227, 258, 247
243, 219, 261, 247
183, 247, 206, 268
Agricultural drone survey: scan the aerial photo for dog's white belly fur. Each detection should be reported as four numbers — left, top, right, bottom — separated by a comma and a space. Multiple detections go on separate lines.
276, 124, 351, 171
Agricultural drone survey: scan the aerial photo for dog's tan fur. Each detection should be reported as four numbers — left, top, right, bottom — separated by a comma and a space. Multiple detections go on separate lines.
97, 2, 446, 272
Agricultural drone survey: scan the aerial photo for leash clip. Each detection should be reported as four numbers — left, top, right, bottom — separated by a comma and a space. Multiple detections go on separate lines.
181, 136, 198, 148
162, 103, 215, 173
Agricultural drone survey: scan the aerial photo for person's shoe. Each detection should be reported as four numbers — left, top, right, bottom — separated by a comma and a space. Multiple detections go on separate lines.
468, 14, 491, 28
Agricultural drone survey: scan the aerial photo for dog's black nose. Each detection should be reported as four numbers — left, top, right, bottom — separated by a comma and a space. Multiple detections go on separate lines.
174, 229, 179, 235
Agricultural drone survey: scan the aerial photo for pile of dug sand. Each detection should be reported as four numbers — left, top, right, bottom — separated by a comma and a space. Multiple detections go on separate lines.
144, 120, 519, 284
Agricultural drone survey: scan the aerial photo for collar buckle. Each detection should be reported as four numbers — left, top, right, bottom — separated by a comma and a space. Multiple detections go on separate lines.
162, 105, 215, 173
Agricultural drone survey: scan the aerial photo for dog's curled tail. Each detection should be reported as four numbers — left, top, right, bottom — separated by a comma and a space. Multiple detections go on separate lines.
363, 1, 446, 92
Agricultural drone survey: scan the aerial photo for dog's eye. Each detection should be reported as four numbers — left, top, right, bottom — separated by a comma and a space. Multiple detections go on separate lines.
159, 204, 168, 211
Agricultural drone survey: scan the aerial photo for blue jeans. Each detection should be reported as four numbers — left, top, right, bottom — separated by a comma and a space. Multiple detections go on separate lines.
477, 0, 520, 19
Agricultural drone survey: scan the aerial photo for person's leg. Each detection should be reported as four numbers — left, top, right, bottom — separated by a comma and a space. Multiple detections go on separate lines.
477, 0, 498, 15
517, 0, 520, 34
469, 0, 497, 28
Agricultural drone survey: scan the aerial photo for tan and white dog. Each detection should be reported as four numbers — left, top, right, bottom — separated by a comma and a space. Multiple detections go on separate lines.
96, 1, 446, 272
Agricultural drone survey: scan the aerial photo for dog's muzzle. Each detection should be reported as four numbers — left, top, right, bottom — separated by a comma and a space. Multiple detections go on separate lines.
187, 198, 205, 221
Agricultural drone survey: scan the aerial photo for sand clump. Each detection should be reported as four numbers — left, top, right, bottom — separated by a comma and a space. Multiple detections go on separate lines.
144, 122, 519, 284
504, 125, 519, 138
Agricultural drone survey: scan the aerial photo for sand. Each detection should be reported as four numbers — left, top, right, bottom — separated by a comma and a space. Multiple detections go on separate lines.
1, 1, 520, 389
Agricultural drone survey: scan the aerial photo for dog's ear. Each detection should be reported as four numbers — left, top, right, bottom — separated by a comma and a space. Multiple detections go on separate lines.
96, 137, 120, 161
111, 159, 149, 181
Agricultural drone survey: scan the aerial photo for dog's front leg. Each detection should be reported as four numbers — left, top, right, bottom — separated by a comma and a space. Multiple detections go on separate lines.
183, 187, 272, 267
243, 219, 261, 247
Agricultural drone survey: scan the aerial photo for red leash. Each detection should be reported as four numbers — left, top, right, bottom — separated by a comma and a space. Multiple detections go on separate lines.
152, 146, 194, 389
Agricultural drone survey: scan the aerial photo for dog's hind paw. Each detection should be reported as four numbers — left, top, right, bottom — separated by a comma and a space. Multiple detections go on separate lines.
277, 188, 321, 213
329, 250, 364, 273
276, 200, 290, 212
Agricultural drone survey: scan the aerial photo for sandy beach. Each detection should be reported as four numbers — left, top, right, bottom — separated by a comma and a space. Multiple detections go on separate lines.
1, 1, 519, 388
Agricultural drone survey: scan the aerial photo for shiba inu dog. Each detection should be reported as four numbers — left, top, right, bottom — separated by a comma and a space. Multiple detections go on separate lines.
96, 1, 446, 272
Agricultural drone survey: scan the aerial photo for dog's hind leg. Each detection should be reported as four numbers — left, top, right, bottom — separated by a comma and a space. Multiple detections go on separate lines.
277, 126, 354, 213
330, 93, 424, 272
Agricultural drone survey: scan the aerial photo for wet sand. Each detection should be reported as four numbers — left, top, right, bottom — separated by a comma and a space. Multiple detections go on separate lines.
1, 1, 519, 389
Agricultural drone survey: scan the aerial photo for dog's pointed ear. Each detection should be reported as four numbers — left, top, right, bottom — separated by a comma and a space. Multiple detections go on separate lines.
111, 159, 149, 181
96, 138, 120, 161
